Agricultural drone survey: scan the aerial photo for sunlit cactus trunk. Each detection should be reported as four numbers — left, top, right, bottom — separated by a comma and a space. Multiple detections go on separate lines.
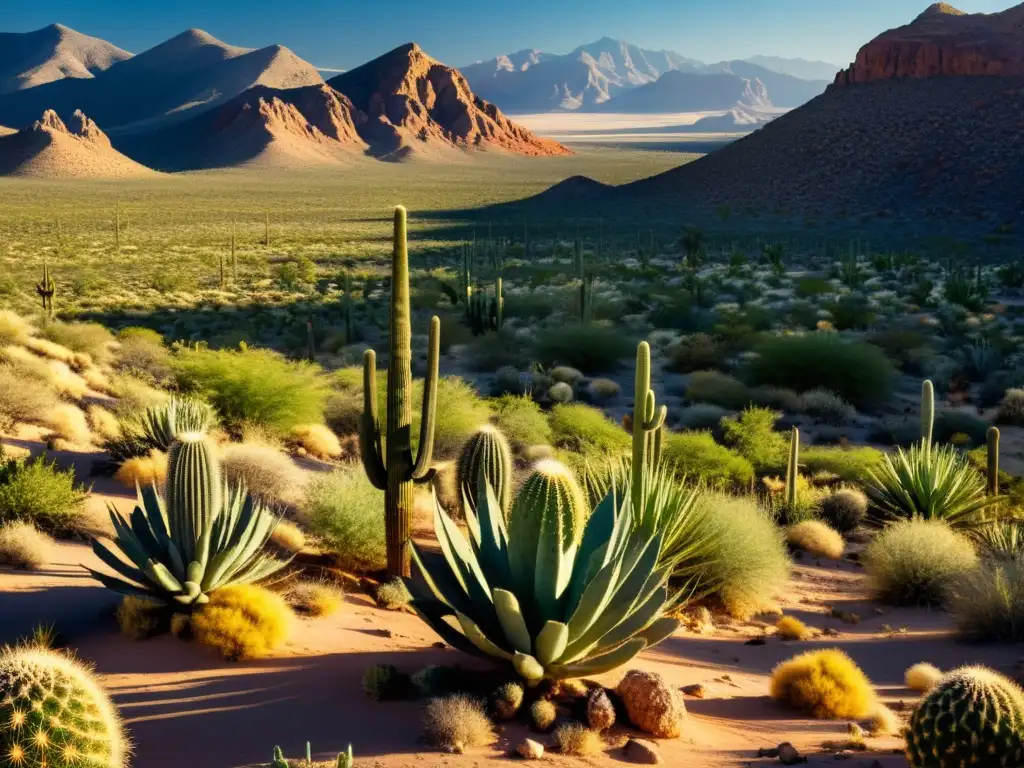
921, 379, 934, 455
988, 426, 1000, 497
359, 206, 440, 577
786, 427, 799, 511
631, 341, 666, 512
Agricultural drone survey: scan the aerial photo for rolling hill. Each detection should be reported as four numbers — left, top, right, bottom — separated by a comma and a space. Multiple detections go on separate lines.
696, 60, 829, 107
0, 24, 132, 94
745, 55, 841, 82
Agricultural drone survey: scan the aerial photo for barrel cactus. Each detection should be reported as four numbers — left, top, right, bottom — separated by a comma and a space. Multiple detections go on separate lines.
906, 666, 1024, 767
457, 425, 513, 514
87, 432, 289, 605
509, 460, 588, 548
405, 466, 679, 683
0, 646, 128, 768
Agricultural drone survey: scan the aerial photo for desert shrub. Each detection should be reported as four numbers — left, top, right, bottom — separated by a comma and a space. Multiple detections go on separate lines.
173, 347, 330, 435
114, 451, 168, 489
997, 388, 1024, 426
685, 370, 751, 409
677, 404, 728, 430
363, 663, 412, 701
905, 663, 943, 693
87, 405, 121, 442
114, 328, 172, 384
115, 595, 167, 640
324, 389, 362, 437
868, 327, 932, 372
287, 580, 344, 617
0, 311, 31, 345
662, 432, 754, 490
376, 577, 412, 610
868, 704, 901, 736
0, 364, 60, 431
0, 521, 52, 569
549, 403, 630, 461
107, 372, 168, 413
864, 518, 977, 606
748, 385, 806, 413
490, 394, 551, 448
301, 466, 385, 572
533, 324, 632, 373
668, 333, 722, 373
547, 381, 573, 403
464, 328, 531, 371
801, 446, 885, 484
776, 615, 811, 641
40, 321, 114, 364
746, 334, 894, 409
587, 378, 621, 400
692, 493, 790, 618
422, 695, 494, 751
820, 488, 868, 533
933, 410, 990, 446
433, 378, 493, 456
720, 407, 788, 473
770, 649, 876, 719
787, 520, 844, 559
551, 366, 584, 384
553, 723, 602, 756
0, 454, 87, 535
190, 584, 291, 661
269, 520, 306, 553
948, 554, 1024, 642
802, 389, 857, 426
45, 403, 91, 444
290, 423, 342, 460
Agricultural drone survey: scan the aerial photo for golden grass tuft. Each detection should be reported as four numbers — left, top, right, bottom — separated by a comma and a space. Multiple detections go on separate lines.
0, 522, 53, 569
422, 695, 494, 753
44, 403, 92, 444
288, 580, 344, 617
115, 595, 167, 640
553, 723, 603, 756
23, 337, 75, 364
270, 519, 306, 553
81, 366, 114, 394
221, 442, 307, 508
376, 577, 412, 610
114, 450, 167, 488
47, 360, 89, 399
769, 648, 876, 719
904, 662, 943, 693
87, 405, 122, 442
776, 615, 812, 641
867, 703, 901, 735
191, 584, 292, 661
0, 311, 32, 345
787, 520, 845, 559
290, 423, 343, 460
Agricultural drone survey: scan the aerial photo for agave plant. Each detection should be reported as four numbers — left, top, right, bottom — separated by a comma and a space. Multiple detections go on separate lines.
139, 396, 217, 450
866, 440, 1000, 529
406, 462, 680, 683
87, 432, 288, 605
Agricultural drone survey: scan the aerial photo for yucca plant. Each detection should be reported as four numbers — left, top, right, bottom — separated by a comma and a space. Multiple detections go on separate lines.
975, 520, 1024, 559
87, 432, 288, 605
406, 468, 679, 683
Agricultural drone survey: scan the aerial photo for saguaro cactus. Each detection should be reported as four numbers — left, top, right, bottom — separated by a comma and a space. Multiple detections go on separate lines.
921, 379, 935, 451
987, 426, 1000, 497
36, 261, 56, 319
631, 341, 666, 511
360, 206, 441, 577
786, 427, 799, 510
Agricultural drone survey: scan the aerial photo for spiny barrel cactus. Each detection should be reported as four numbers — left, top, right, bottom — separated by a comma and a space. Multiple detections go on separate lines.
406, 469, 679, 684
906, 666, 1024, 767
360, 206, 440, 577
139, 396, 217, 451
457, 425, 513, 514
88, 432, 288, 605
631, 342, 666, 512
509, 460, 588, 553
0, 647, 128, 768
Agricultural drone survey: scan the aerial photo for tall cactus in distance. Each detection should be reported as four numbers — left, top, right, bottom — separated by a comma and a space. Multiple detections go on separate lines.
360, 206, 441, 577
921, 379, 935, 452
631, 341, 667, 511
36, 261, 55, 320
786, 427, 799, 511
988, 426, 1000, 497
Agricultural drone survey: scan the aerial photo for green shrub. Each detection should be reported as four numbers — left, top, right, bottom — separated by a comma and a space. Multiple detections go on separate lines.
720, 407, 788, 473
949, 554, 1024, 642
678, 404, 729, 430
173, 347, 330, 436
465, 328, 530, 371
820, 488, 868, 534
934, 410, 990, 446
301, 466, 385, 572
997, 389, 1024, 427
40, 321, 114, 363
801, 389, 856, 426
801, 446, 885, 484
668, 333, 722, 373
748, 386, 806, 414
745, 334, 894, 409
549, 404, 629, 461
685, 371, 751, 409
491, 395, 552, 448
662, 431, 754, 490
795, 276, 832, 298
863, 518, 977, 606
114, 327, 172, 385
0, 454, 88, 536
533, 324, 632, 374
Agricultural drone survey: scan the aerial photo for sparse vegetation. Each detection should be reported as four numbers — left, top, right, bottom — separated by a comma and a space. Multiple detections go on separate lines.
422, 695, 493, 752
770, 649, 876, 719
301, 466, 386, 573
0, 453, 88, 535
0, 521, 52, 569
190, 584, 291, 661
787, 520, 845, 559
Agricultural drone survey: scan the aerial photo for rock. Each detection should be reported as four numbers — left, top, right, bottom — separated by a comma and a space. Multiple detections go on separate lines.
515, 739, 544, 760
616, 670, 686, 738
745, 636, 767, 645
758, 746, 781, 758
624, 738, 662, 764
586, 688, 616, 731
681, 684, 706, 699
778, 742, 804, 764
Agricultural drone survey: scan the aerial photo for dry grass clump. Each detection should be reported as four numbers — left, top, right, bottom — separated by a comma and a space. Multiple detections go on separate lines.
23, 336, 75, 365
81, 366, 114, 395
422, 695, 494, 753
530, 699, 557, 731
553, 722, 603, 756
376, 577, 412, 610
948, 553, 1024, 641
190, 584, 292, 661
221, 442, 307, 509
87, 405, 121, 442
269, 519, 306, 553
0, 364, 60, 431
301, 465, 385, 572
290, 423, 342, 460
0, 454, 88, 535
905, 662, 943, 693
107, 373, 168, 413
867, 704, 901, 736
770, 649, 876, 719
115, 595, 167, 640
40, 321, 115, 365
114, 450, 167, 488
776, 615, 812, 641
44, 403, 91, 445
0, 521, 52, 569
45, 360, 89, 399
287, 580, 344, 617
0, 310, 32, 345
787, 520, 845, 559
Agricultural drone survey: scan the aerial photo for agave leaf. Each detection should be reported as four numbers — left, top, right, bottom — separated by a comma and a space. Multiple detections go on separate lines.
409, 601, 492, 660
456, 612, 513, 660
548, 638, 647, 680
407, 545, 477, 618
534, 621, 570, 666
472, 478, 512, 590
493, 589, 532, 655
90, 540, 152, 588
570, 586, 668, 662
84, 569, 159, 600
634, 616, 681, 647
512, 652, 545, 682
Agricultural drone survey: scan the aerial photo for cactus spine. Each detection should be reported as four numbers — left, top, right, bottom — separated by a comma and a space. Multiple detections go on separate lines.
631, 341, 667, 511
921, 379, 935, 452
359, 206, 440, 577
786, 427, 799, 511
457, 425, 513, 514
906, 666, 1024, 768
36, 261, 56, 319
988, 426, 1000, 497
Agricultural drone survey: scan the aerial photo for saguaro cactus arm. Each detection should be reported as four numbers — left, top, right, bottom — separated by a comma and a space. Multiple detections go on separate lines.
359, 349, 387, 490
411, 315, 440, 483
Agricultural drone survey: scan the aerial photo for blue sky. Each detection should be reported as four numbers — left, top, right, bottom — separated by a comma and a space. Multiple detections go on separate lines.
0, 0, 1011, 71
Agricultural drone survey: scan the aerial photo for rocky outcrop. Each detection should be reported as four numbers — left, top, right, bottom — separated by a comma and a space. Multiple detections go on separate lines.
328, 43, 570, 158
32, 108, 109, 145
834, 2, 1024, 85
